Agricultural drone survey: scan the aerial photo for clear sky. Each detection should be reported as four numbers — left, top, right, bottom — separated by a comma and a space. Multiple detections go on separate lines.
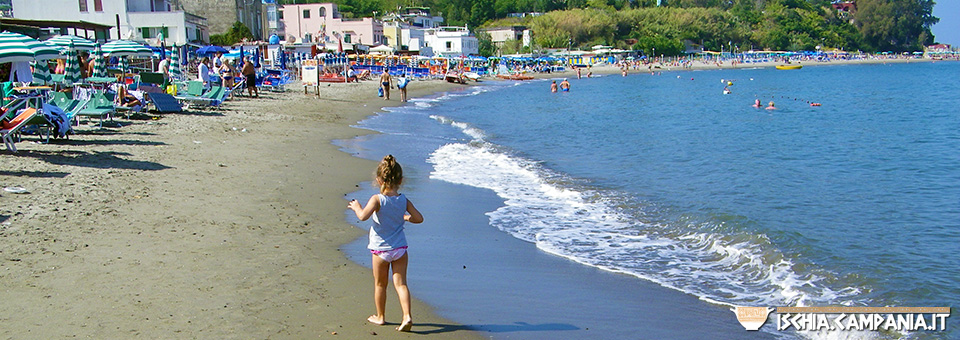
931, 1, 959, 46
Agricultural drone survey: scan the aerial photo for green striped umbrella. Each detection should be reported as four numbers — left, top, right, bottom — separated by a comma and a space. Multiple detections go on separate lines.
101, 40, 152, 58
170, 45, 180, 79
118, 56, 129, 78
0, 31, 62, 63
31, 60, 50, 85
91, 44, 107, 78
62, 41, 82, 85
44, 35, 96, 51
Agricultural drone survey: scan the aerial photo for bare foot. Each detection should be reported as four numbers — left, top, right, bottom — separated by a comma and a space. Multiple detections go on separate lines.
367, 315, 385, 325
396, 319, 413, 332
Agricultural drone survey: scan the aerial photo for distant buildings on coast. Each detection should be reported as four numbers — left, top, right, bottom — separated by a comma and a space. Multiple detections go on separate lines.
3, 0, 482, 57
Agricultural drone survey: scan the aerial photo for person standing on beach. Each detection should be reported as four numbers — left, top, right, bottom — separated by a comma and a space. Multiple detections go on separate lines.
397, 73, 409, 102
242, 57, 259, 98
379, 71, 392, 100
198, 57, 212, 89
348, 155, 423, 333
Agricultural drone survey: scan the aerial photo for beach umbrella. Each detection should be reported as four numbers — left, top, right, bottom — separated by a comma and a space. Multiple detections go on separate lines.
101, 40, 152, 58
0, 31, 62, 63
30, 60, 50, 85
62, 41, 82, 85
253, 47, 260, 68
196, 45, 228, 56
170, 44, 180, 79
117, 56, 128, 78
91, 43, 107, 78
44, 35, 95, 51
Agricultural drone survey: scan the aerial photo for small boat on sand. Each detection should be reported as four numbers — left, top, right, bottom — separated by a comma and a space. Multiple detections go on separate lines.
775, 64, 803, 70
445, 73, 468, 84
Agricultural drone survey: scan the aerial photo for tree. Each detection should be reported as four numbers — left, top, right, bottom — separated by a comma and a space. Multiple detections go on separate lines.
854, 0, 939, 52
208, 21, 255, 46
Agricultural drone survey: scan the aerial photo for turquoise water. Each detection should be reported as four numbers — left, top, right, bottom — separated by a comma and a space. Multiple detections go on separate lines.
341, 61, 960, 338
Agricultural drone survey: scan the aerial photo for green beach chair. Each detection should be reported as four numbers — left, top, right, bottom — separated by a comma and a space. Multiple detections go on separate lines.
49, 92, 86, 125
76, 93, 115, 127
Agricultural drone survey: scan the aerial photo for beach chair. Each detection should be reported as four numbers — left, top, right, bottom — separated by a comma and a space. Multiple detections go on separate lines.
1, 107, 52, 152
145, 92, 182, 113
204, 86, 228, 108
48, 92, 87, 126
75, 93, 115, 127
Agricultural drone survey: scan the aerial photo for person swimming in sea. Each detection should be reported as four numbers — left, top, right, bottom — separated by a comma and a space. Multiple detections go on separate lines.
753, 99, 762, 108
766, 101, 777, 110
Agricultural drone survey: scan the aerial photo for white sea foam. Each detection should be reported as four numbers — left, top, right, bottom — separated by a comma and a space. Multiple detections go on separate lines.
426, 116, 865, 328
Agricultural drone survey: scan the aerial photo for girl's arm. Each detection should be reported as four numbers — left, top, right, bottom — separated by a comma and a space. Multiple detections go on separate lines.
404, 199, 424, 224
348, 195, 380, 221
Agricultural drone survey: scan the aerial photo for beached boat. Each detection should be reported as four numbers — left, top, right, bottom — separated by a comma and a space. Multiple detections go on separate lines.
775, 64, 803, 70
445, 73, 468, 84
463, 72, 482, 82
496, 74, 534, 81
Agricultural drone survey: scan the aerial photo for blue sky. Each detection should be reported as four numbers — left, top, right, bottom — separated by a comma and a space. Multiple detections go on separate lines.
932, 1, 959, 46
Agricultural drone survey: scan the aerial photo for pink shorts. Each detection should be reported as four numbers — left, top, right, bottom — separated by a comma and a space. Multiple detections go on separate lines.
371, 246, 407, 262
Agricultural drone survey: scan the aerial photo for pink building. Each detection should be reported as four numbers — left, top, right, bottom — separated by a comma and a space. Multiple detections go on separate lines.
280, 3, 384, 47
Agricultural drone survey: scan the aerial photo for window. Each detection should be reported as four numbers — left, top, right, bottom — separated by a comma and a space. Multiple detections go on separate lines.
319, 7, 325, 17
278, 10, 283, 19
302, 9, 310, 18
140, 27, 153, 39
446, 41, 452, 50
78, 0, 87, 12
94, 0, 102, 11
344, 34, 351, 43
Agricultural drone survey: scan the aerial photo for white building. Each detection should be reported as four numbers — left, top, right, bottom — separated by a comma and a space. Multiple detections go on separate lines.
12, 0, 208, 45
422, 26, 478, 57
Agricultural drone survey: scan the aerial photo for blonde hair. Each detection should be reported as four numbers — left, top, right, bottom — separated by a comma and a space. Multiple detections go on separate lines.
375, 155, 403, 192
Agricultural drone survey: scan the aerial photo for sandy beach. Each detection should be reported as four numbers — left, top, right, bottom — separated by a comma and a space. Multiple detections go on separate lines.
0, 78, 484, 339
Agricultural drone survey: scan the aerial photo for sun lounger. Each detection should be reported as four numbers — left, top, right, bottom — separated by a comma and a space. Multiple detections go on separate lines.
2, 107, 50, 152
145, 92, 182, 113
75, 93, 115, 127
48, 92, 86, 126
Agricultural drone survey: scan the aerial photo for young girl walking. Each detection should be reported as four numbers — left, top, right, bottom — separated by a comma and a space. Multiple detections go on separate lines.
348, 155, 423, 332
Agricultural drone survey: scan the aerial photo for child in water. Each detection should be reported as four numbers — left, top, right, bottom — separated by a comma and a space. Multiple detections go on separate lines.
348, 155, 424, 332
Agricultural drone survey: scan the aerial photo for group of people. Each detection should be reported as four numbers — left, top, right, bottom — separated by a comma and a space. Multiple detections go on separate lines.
550, 78, 571, 93
377, 71, 410, 102
196, 53, 259, 98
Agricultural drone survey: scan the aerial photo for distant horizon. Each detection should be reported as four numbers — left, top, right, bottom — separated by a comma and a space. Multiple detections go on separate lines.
932, 1, 958, 46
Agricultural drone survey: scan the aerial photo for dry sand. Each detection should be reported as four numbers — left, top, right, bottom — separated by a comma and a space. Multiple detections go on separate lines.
0, 79, 484, 339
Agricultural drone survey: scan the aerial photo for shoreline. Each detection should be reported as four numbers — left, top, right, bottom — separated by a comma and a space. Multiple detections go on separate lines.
0, 78, 482, 338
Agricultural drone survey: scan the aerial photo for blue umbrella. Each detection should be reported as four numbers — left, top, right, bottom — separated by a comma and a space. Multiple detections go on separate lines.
196, 45, 228, 56
253, 47, 260, 68
239, 45, 244, 61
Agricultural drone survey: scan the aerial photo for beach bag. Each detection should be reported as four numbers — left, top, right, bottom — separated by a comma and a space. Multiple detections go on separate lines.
377, 87, 384, 97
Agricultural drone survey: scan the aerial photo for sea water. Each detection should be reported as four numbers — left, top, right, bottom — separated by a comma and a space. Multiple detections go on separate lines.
337, 61, 960, 339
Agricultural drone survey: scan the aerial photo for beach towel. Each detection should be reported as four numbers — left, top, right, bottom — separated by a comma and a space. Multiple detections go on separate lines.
398, 77, 409, 89
41, 103, 70, 138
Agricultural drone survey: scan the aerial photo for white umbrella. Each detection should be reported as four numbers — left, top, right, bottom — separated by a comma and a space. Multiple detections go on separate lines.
0, 31, 62, 63
44, 35, 96, 51
101, 40, 152, 58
